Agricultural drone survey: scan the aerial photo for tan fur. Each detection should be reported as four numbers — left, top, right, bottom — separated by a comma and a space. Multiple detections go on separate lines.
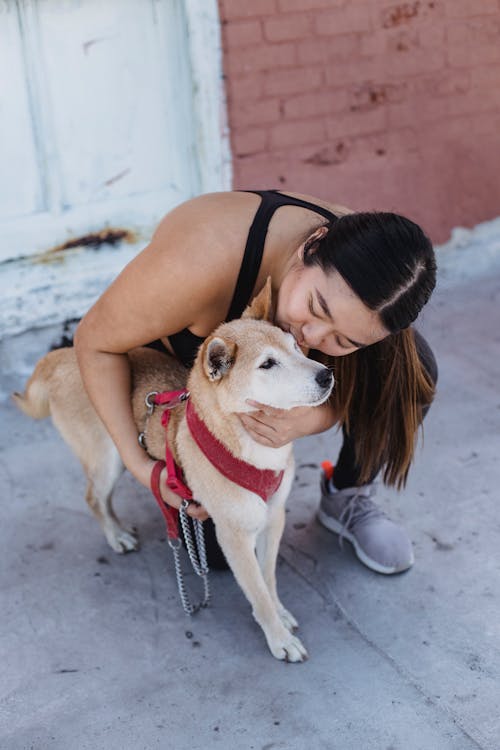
13, 280, 334, 661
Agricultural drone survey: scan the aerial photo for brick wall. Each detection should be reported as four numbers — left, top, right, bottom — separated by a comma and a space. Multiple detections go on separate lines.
218, 0, 500, 242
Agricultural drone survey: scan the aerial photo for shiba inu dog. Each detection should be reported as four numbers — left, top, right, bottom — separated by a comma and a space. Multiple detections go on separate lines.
13, 279, 334, 661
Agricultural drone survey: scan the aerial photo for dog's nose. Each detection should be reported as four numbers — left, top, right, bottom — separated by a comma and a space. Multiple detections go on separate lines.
315, 367, 333, 389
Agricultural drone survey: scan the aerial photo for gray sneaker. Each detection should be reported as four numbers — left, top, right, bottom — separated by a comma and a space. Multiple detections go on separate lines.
317, 473, 414, 574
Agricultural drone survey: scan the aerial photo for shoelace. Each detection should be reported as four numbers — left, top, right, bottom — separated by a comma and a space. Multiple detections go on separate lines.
336, 484, 387, 548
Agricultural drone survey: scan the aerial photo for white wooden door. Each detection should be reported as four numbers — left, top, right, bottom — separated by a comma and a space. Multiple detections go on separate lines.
0, 0, 230, 337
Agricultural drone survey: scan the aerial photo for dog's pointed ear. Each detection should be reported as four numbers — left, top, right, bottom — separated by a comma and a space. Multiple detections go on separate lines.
202, 336, 237, 381
242, 276, 273, 322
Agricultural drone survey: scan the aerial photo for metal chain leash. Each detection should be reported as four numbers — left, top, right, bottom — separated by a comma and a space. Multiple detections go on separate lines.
168, 500, 210, 616
142, 389, 210, 615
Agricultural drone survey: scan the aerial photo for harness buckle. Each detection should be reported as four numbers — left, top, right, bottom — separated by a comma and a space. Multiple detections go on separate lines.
166, 475, 188, 495
145, 391, 159, 415
163, 390, 190, 410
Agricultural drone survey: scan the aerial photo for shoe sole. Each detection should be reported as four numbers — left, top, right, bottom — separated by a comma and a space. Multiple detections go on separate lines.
316, 508, 414, 575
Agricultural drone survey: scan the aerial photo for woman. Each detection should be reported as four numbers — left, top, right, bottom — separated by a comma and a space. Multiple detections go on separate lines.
74, 189, 437, 574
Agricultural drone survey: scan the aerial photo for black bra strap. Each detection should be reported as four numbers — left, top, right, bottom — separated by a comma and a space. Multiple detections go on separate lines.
226, 192, 275, 320
226, 190, 337, 321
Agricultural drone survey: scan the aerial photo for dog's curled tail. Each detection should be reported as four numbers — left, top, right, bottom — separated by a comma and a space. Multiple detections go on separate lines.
12, 357, 53, 420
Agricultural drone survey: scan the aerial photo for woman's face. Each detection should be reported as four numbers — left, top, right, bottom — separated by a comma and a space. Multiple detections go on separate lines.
274, 257, 390, 357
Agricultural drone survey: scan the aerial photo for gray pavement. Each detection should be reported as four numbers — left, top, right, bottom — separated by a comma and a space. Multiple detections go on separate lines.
1, 261, 500, 749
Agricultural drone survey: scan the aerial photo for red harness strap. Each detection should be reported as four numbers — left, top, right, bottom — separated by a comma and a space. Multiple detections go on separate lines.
150, 460, 181, 540
149, 388, 284, 537
149, 389, 192, 540
185, 399, 284, 502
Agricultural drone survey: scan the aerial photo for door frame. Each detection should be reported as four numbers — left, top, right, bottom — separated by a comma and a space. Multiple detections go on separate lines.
1, 0, 232, 338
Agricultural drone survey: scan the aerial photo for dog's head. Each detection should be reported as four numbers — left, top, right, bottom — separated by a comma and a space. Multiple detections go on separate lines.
191, 277, 334, 413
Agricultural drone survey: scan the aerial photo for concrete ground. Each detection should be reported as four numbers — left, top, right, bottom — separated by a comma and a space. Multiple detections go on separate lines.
1, 247, 499, 749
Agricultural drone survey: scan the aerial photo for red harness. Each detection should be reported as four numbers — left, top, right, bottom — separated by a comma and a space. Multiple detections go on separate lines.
149, 389, 284, 540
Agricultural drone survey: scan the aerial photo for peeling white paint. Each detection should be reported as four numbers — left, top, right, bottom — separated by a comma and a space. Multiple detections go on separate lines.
184, 0, 232, 193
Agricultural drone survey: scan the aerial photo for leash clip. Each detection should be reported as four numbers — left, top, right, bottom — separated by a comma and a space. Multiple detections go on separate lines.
145, 391, 159, 415
164, 390, 190, 409
166, 475, 188, 495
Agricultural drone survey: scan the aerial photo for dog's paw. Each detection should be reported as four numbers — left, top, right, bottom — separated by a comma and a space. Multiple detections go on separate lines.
105, 526, 140, 554
268, 632, 308, 663
278, 606, 299, 632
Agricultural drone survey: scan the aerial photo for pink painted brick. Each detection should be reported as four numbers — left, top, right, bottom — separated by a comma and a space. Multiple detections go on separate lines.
283, 89, 349, 119
222, 0, 500, 245
418, 24, 446, 49
270, 118, 326, 148
378, 1, 444, 30
380, 2, 422, 29
447, 17, 500, 48
359, 30, 388, 57
326, 108, 387, 139
470, 64, 500, 90
384, 47, 446, 77
264, 65, 323, 96
220, 0, 277, 21
461, 112, 500, 137
383, 26, 447, 56
412, 70, 470, 98
226, 42, 296, 75
233, 152, 289, 189
226, 73, 264, 104
387, 96, 449, 128
325, 58, 387, 87
233, 127, 268, 156
446, 85, 500, 117
348, 81, 408, 112
224, 19, 263, 49
418, 113, 485, 142
297, 34, 359, 64
313, 6, 372, 36
447, 18, 500, 67
444, 0, 499, 18
277, 0, 344, 11
264, 12, 314, 42
386, 101, 416, 129
448, 40, 500, 68
294, 140, 351, 167
231, 98, 282, 128
349, 128, 419, 161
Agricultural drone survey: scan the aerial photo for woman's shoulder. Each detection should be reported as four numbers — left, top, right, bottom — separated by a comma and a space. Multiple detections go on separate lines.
153, 189, 354, 234
152, 190, 260, 233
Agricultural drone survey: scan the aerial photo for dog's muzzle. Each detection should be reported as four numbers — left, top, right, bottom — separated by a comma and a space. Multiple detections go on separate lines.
315, 367, 334, 391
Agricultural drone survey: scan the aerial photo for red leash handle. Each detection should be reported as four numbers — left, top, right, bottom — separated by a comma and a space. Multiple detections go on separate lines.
147, 388, 193, 540
160, 407, 193, 500
150, 460, 180, 540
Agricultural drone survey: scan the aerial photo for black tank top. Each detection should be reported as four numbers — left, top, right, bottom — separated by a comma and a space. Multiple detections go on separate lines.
146, 190, 338, 368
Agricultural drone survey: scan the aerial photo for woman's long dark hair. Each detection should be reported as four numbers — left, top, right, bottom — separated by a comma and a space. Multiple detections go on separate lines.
305, 211, 437, 489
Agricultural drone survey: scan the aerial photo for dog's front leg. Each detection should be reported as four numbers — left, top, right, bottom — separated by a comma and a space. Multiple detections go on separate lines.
255, 503, 299, 633
215, 525, 308, 662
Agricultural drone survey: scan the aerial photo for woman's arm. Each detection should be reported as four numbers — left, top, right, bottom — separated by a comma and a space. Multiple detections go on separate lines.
74, 197, 234, 519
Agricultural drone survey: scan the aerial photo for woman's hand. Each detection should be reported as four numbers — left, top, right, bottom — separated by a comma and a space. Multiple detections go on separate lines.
143, 458, 210, 521
158, 466, 210, 521
238, 399, 336, 448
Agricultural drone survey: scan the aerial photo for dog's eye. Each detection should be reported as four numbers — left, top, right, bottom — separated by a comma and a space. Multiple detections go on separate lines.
259, 358, 278, 370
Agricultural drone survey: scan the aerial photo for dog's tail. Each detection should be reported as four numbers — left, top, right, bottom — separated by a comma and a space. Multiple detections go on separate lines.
11, 352, 57, 419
